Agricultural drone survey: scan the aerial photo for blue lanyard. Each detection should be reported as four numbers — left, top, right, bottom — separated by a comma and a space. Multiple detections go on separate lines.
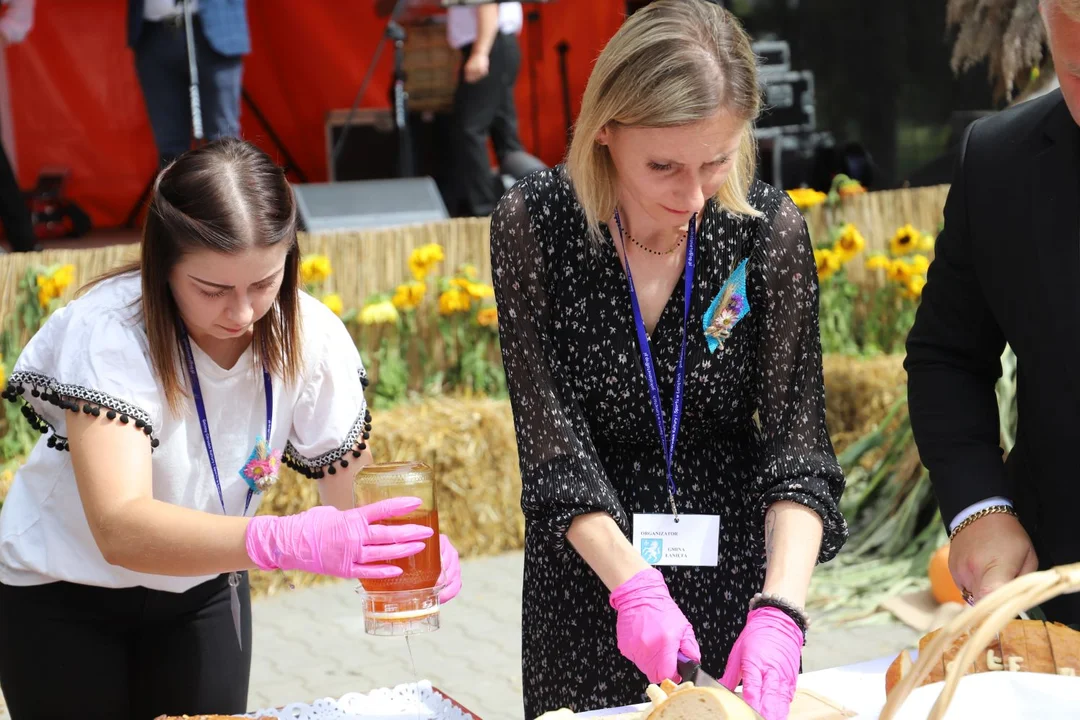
179, 326, 272, 517
613, 208, 697, 518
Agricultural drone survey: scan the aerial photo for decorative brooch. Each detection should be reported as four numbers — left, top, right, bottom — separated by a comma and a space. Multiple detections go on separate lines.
240, 437, 282, 493
702, 257, 750, 353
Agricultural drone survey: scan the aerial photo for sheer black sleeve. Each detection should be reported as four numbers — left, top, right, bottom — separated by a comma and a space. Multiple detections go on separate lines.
490, 178, 628, 561
748, 191, 848, 563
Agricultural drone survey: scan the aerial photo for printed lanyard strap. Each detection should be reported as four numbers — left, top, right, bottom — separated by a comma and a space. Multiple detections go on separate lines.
613, 209, 697, 518
178, 326, 272, 517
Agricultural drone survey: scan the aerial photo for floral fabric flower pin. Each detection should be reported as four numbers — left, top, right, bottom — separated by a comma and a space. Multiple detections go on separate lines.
240, 436, 282, 494
702, 258, 750, 353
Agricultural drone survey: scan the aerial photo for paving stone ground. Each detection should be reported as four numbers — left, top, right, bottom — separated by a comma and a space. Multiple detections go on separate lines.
0, 552, 919, 719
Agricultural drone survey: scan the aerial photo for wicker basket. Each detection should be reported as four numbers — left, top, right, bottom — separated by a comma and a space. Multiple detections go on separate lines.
878, 561, 1080, 719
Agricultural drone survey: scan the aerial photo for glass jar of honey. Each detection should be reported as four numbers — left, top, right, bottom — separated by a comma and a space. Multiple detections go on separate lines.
354, 461, 443, 636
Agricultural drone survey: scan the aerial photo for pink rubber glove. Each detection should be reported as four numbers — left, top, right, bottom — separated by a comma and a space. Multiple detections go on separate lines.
720, 607, 803, 720
245, 497, 433, 579
437, 534, 462, 603
609, 568, 701, 684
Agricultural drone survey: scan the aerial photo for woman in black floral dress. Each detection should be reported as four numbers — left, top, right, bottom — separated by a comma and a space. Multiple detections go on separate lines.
491, 3, 846, 719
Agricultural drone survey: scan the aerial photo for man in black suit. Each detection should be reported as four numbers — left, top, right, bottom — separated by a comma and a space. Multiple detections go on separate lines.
905, 0, 1080, 623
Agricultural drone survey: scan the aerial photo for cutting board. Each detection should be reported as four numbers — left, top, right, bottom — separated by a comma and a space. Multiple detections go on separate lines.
788, 688, 857, 719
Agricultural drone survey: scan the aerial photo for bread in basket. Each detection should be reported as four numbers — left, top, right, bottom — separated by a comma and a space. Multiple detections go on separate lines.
879, 561, 1080, 720
884, 618, 1080, 696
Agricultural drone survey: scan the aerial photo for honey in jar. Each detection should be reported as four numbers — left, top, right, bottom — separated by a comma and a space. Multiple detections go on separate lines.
354, 461, 443, 635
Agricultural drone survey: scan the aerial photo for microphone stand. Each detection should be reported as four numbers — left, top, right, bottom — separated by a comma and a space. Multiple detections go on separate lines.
331, 0, 415, 179
182, 0, 204, 144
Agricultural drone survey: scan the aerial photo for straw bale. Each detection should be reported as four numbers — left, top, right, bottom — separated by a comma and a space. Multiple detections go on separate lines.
822, 353, 907, 455
249, 393, 524, 598
369, 394, 524, 558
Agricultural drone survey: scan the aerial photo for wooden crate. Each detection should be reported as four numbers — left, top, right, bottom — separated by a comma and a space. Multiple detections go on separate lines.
404, 20, 459, 114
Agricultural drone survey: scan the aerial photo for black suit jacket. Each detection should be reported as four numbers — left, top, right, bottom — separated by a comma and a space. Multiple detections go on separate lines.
905, 89, 1080, 623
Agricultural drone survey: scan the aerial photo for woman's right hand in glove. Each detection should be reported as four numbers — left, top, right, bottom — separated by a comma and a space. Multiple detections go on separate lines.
609, 567, 701, 683
244, 496, 432, 579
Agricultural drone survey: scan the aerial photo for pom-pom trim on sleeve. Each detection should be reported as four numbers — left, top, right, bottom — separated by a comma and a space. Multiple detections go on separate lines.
1, 371, 161, 452
281, 372, 372, 481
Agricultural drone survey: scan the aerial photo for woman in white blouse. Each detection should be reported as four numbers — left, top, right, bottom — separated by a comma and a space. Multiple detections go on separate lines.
0, 137, 463, 718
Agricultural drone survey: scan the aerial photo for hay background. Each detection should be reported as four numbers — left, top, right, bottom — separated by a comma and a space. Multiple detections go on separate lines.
804, 184, 949, 285
250, 394, 523, 598
248, 355, 907, 597
0, 191, 935, 600
0, 184, 950, 324
822, 354, 907, 456
0, 357, 908, 598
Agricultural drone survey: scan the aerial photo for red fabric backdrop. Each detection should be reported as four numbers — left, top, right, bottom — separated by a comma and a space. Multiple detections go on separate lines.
7, 1, 626, 229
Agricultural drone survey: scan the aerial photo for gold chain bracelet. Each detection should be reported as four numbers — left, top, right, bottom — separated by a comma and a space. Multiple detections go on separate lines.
949, 504, 1017, 542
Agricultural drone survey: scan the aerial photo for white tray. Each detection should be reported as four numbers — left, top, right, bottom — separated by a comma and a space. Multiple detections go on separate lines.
244, 680, 475, 720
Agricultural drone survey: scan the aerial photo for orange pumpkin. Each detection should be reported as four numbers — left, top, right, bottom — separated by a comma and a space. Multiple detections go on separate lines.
929, 544, 965, 605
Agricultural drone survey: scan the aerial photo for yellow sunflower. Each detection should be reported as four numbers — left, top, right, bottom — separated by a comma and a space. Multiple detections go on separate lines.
814, 248, 843, 280
359, 299, 400, 325
834, 223, 866, 262
300, 255, 332, 285
408, 243, 446, 281
321, 293, 344, 317
886, 258, 914, 284
786, 187, 827, 212
865, 255, 891, 271
391, 282, 426, 311
438, 288, 472, 315
905, 274, 927, 300
52, 264, 76, 293
476, 307, 499, 328
889, 224, 922, 257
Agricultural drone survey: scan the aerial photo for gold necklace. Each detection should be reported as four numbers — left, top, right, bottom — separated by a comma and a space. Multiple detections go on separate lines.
629, 231, 685, 256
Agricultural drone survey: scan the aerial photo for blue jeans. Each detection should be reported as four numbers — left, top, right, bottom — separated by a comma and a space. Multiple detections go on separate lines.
133, 15, 243, 167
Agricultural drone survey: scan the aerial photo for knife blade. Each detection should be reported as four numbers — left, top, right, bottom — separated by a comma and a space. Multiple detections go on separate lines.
676, 652, 724, 689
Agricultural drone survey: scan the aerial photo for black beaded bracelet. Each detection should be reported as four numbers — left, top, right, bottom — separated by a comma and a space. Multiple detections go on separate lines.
749, 592, 810, 642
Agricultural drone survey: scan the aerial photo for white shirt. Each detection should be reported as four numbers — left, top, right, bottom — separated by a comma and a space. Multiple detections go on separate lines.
446, 2, 523, 50
0, 273, 368, 593
144, 0, 199, 21
0, 0, 34, 44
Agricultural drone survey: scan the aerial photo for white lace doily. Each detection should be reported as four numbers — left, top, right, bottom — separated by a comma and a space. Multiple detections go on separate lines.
244, 680, 475, 720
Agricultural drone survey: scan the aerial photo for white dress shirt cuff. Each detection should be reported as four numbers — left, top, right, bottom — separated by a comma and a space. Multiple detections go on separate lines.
949, 496, 1014, 535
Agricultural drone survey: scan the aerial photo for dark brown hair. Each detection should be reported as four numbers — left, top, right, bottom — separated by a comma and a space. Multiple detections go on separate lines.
83, 137, 303, 415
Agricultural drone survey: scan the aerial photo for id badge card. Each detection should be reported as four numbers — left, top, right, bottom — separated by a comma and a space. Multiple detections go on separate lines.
632, 514, 721, 567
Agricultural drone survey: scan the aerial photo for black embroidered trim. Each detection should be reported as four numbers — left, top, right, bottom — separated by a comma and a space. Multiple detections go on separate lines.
2, 371, 160, 452
282, 373, 371, 480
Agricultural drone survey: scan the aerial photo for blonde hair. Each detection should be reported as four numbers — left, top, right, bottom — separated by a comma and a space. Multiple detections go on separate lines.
566, 0, 763, 245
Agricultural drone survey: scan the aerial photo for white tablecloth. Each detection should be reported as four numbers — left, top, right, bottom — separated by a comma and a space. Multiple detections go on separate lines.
575, 654, 896, 718
797, 653, 894, 717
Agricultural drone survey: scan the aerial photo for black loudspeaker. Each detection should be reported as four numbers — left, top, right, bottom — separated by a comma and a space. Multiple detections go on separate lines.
758, 70, 816, 133
292, 178, 449, 233
325, 108, 451, 183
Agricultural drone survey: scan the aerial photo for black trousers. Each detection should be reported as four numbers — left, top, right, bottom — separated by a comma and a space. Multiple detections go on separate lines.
0, 132, 35, 253
0, 572, 253, 720
447, 31, 524, 218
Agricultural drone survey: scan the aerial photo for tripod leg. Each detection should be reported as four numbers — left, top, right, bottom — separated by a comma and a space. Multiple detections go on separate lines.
242, 90, 308, 183
124, 173, 156, 229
